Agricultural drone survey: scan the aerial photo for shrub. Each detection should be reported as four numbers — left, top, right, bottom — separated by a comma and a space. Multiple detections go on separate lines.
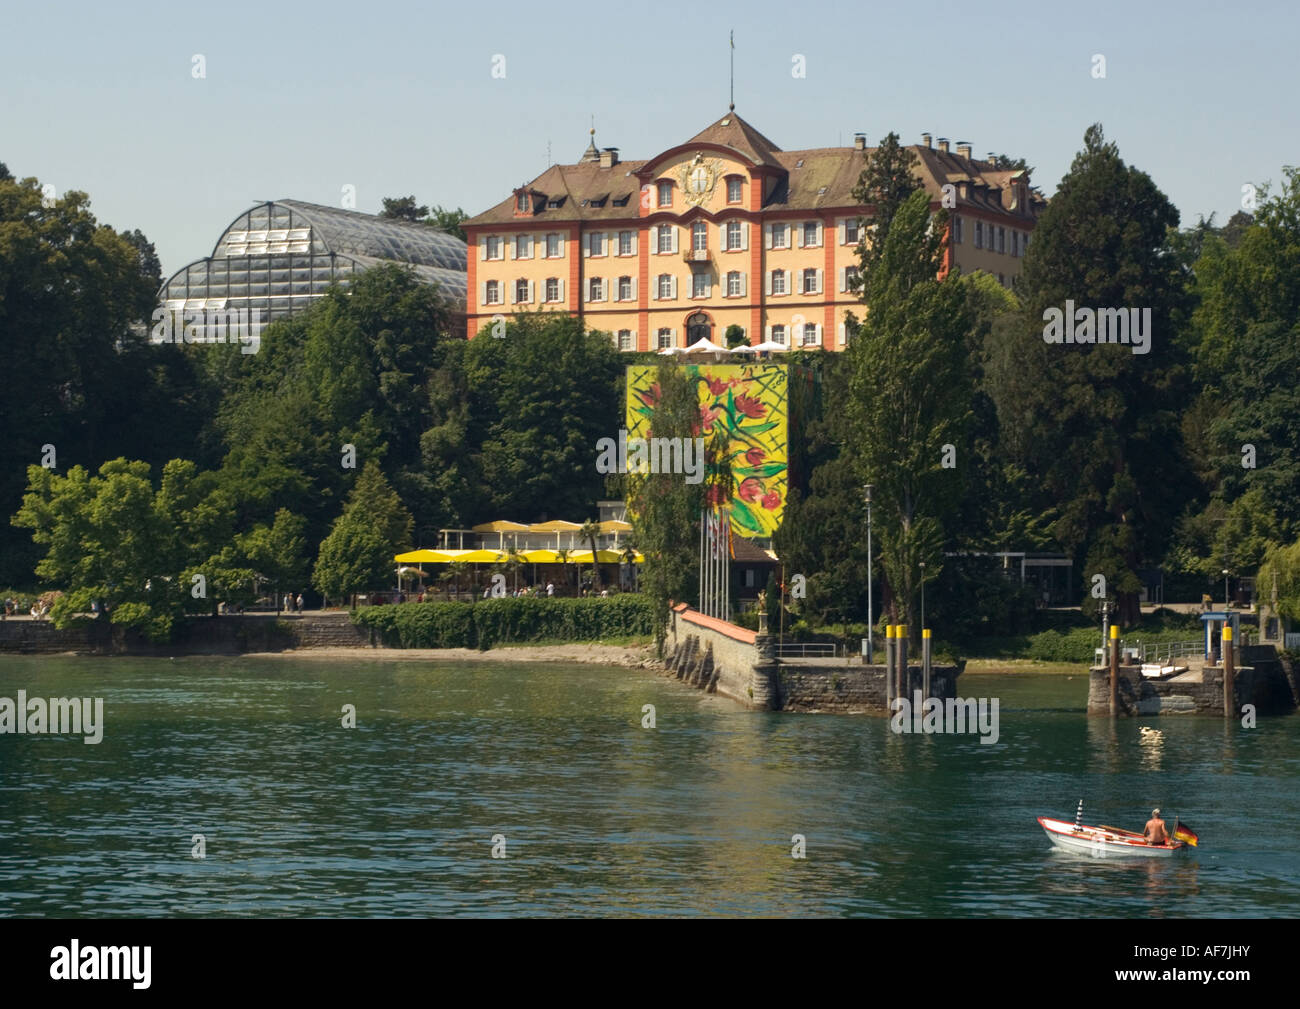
352, 595, 656, 649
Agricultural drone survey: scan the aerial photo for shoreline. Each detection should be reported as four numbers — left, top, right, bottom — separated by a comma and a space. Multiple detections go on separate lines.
7, 643, 1092, 674
240, 642, 664, 669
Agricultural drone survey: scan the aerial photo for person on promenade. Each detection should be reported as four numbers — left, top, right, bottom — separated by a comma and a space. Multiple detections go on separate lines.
546, 581, 555, 597
296, 593, 304, 613
1144, 808, 1170, 846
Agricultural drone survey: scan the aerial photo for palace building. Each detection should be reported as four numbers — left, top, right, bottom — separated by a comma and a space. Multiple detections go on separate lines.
462, 110, 1044, 350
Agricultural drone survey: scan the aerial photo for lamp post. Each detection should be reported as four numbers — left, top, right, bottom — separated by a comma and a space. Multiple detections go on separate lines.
864, 484, 874, 663
1223, 568, 1230, 610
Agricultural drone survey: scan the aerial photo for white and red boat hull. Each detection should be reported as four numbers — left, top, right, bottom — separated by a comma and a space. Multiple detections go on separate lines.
1037, 816, 1185, 857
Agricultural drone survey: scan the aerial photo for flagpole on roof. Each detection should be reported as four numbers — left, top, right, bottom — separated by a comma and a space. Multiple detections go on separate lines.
729, 30, 735, 112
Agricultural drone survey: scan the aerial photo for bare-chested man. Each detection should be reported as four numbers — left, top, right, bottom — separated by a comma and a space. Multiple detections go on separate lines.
1144, 808, 1170, 845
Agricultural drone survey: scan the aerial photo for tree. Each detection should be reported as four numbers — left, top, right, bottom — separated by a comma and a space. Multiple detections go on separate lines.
993, 124, 1191, 626
579, 518, 603, 592
380, 196, 429, 221
0, 172, 176, 585
1258, 538, 1300, 623
843, 189, 971, 640
723, 324, 748, 349
313, 462, 413, 603
237, 508, 309, 610
428, 205, 469, 242
12, 458, 252, 640
379, 197, 468, 241
464, 312, 624, 521
850, 131, 923, 278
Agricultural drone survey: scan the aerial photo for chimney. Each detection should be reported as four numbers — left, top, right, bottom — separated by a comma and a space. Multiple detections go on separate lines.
599, 147, 619, 168
853, 133, 866, 150
956, 141, 972, 159
921, 132, 932, 148
937, 137, 949, 154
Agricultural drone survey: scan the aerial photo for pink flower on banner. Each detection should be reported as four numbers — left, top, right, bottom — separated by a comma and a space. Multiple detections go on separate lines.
735, 393, 765, 419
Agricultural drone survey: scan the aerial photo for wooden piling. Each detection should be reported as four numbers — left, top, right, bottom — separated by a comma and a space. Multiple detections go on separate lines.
885, 624, 894, 709
1109, 624, 1119, 717
897, 625, 908, 700
1223, 625, 1234, 719
922, 628, 931, 702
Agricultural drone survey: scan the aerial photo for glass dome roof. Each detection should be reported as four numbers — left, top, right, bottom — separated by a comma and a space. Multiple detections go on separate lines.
158, 199, 467, 330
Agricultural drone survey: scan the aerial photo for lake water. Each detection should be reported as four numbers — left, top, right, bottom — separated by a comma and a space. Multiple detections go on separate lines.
0, 657, 1297, 917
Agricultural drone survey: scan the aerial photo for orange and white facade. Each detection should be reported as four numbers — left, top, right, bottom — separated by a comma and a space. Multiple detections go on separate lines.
463, 112, 1044, 350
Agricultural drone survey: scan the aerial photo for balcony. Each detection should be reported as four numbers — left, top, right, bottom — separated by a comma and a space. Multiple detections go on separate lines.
683, 248, 710, 263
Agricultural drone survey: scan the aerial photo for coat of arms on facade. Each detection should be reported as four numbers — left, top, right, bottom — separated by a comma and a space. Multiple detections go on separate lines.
678, 152, 721, 207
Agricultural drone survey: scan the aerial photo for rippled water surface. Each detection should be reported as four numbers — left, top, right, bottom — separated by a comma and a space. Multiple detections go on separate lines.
0, 657, 1296, 917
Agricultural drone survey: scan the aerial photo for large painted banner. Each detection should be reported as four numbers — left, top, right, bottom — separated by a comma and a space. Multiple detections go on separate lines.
626, 364, 788, 538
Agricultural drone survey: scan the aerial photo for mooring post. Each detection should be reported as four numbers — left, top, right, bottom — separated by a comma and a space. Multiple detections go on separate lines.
1109, 623, 1119, 717
898, 624, 908, 700
1223, 624, 1234, 719
922, 628, 932, 702
885, 624, 894, 709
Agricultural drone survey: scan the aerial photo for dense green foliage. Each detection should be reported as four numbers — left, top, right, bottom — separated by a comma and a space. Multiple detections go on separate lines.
7, 136, 1300, 648
0, 171, 207, 585
313, 461, 413, 602
353, 595, 655, 648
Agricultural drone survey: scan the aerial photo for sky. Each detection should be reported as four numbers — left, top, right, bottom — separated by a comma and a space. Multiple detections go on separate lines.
2, 0, 1296, 279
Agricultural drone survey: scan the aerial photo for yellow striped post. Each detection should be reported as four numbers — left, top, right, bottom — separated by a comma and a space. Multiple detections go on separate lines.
1109, 623, 1120, 717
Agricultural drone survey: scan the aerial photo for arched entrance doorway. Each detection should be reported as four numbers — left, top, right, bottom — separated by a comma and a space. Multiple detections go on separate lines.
686, 311, 712, 344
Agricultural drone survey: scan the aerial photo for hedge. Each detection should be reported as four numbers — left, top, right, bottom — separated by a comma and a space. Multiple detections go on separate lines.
352, 595, 656, 649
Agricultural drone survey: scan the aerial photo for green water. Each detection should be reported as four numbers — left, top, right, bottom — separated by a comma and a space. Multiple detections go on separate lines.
0, 657, 1296, 917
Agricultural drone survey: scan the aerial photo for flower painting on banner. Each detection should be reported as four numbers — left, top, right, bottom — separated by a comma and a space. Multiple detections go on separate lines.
626, 364, 789, 538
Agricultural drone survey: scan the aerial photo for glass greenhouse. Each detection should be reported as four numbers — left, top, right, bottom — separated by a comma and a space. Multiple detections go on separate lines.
157, 200, 467, 334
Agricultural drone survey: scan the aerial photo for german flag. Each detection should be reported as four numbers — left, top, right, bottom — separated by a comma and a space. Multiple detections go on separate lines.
1173, 819, 1199, 847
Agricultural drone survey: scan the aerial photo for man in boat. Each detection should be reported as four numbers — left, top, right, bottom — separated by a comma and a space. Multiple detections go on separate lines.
1143, 808, 1170, 846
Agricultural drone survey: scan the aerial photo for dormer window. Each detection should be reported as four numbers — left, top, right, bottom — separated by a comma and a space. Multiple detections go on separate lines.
516, 192, 529, 212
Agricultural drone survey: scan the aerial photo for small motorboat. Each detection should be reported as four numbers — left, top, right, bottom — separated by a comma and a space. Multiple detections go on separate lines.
1037, 816, 1186, 857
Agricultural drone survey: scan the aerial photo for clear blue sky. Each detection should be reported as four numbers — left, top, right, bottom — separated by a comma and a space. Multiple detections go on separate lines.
2, 0, 1295, 278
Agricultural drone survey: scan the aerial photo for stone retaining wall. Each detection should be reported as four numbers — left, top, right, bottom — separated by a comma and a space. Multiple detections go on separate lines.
1086, 657, 1296, 716
663, 605, 963, 713
0, 613, 370, 656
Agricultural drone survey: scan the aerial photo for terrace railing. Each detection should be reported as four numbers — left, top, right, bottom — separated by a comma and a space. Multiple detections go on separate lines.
772, 641, 838, 660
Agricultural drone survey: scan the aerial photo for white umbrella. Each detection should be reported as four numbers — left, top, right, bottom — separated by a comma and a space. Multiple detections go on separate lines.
657, 346, 686, 355
684, 336, 727, 354
729, 344, 758, 354
749, 340, 789, 352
